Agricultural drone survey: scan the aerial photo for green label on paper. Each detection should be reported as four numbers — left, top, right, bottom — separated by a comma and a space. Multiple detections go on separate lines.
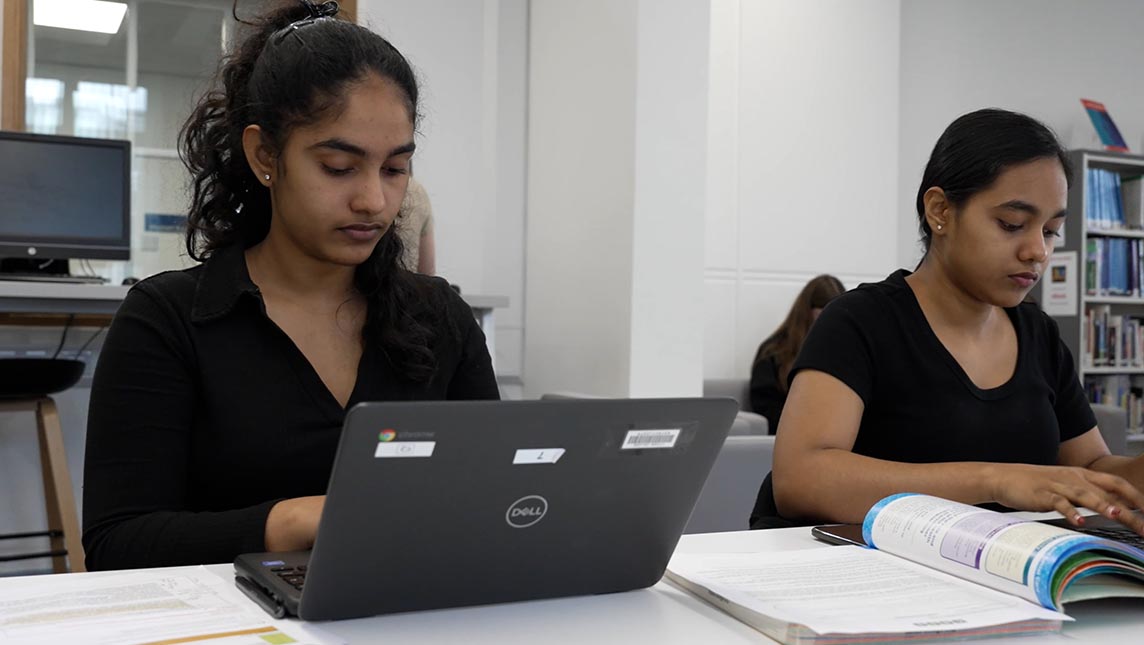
260, 633, 297, 645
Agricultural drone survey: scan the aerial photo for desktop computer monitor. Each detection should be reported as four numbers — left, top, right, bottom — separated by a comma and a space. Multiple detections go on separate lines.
0, 131, 130, 275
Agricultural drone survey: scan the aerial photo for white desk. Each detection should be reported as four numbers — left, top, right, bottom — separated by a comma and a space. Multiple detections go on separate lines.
0, 281, 129, 316
8, 528, 1137, 644
0, 281, 506, 320
0, 282, 507, 357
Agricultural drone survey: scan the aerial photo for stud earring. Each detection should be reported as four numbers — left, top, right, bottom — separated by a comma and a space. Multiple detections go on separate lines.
264, 174, 271, 181
937, 225, 943, 231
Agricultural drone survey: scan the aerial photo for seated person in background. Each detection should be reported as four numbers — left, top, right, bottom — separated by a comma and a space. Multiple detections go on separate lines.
749, 275, 845, 431
397, 176, 436, 274
752, 108, 1144, 532
81, 1, 497, 571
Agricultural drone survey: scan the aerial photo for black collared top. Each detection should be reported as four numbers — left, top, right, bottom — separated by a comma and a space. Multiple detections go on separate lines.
82, 245, 498, 570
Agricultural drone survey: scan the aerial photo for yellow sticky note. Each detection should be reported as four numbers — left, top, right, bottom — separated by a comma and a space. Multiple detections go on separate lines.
260, 633, 297, 645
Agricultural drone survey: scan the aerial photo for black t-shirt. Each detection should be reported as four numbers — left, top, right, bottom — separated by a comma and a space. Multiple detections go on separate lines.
83, 245, 499, 570
749, 353, 784, 433
792, 269, 1094, 464
750, 270, 1095, 528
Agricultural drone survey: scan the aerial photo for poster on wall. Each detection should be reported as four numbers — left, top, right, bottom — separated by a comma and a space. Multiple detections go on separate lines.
1041, 251, 1077, 317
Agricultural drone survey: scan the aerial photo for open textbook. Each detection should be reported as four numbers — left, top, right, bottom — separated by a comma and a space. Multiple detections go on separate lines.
666, 494, 1144, 644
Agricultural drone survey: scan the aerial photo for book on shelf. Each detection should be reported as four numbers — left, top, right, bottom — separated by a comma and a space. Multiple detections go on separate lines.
1081, 99, 1129, 152
1084, 237, 1144, 296
1084, 167, 1144, 232
666, 494, 1144, 645
1124, 175, 1144, 230
1082, 306, 1144, 367
1085, 373, 1144, 431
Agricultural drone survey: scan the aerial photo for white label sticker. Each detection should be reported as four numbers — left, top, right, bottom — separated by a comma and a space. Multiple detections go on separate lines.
621, 428, 681, 450
375, 441, 436, 458
513, 448, 565, 464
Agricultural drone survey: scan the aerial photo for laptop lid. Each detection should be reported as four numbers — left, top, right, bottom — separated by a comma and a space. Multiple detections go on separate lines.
297, 397, 737, 620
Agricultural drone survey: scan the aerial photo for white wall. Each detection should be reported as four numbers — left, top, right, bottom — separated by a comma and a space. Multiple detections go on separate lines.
525, 0, 709, 398
524, 0, 637, 398
628, 0, 709, 397
898, 0, 1144, 268
360, 0, 528, 380
703, 0, 902, 381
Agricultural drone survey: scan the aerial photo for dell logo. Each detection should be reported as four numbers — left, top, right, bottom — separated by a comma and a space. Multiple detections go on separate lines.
505, 495, 548, 528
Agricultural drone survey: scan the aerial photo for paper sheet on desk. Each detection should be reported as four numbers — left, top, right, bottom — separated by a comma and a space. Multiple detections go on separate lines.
667, 547, 1068, 635
0, 566, 340, 645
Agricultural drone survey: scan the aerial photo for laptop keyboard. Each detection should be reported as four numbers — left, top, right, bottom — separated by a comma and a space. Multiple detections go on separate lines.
1077, 526, 1144, 549
270, 564, 307, 591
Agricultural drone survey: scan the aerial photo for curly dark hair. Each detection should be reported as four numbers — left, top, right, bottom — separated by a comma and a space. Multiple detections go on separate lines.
179, 0, 446, 384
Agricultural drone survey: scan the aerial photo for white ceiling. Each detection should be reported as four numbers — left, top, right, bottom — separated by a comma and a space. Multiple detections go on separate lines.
33, 0, 241, 78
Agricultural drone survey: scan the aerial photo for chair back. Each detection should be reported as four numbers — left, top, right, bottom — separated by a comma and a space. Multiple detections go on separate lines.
684, 435, 774, 534
702, 378, 750, 411
1092, 403, 1128, 455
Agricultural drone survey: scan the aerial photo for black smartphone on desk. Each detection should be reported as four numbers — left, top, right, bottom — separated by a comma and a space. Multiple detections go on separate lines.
810, 524, 868, 547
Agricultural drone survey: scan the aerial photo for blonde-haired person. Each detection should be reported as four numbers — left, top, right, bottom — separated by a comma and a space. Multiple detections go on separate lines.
397, 176, 435, 274
749, 275, 846, 432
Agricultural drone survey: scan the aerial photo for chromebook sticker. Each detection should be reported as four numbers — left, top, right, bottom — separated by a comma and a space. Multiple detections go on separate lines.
375, 441, 435, 458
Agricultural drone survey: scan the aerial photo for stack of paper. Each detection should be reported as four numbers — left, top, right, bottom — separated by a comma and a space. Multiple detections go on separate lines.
0, 567, 339, 645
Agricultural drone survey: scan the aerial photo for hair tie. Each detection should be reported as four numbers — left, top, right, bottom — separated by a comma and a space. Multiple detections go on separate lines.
299, 1, 339, 19
275, 1, 340, 43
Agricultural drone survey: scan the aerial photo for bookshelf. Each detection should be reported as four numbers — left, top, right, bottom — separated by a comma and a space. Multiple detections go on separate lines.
1055, 150, 1144, 453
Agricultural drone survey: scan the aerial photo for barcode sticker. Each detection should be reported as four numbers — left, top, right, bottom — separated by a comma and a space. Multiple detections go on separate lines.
621, 429, 681, 450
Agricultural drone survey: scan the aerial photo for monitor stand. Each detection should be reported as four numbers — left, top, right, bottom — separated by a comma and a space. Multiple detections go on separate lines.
0, 258, 107, 284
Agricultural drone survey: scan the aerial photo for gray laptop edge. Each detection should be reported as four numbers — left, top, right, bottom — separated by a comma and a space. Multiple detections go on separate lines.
234, 397, 739, 621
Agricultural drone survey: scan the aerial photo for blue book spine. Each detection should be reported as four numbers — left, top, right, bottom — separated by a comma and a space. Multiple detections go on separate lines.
1087, 169, 1096, 228
1099, 170, 1108, 229
1102, 238, 1110, 295
1120, 239, 1129, 294
1113, 239, 1122, 294
1104, 170, 1115, 229
1114, 173, 1126, 228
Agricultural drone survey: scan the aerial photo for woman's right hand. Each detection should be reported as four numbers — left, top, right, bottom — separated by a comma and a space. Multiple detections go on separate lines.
986, 463, 1144, 535
265, 495, 326, 552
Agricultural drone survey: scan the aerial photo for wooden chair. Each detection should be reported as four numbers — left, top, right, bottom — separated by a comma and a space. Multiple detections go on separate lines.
0, 397, 85, 573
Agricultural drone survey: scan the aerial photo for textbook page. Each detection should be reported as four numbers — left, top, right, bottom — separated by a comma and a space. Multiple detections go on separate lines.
863, 494, 1083, 605
666, 547, 1066, 636
0, 567, 340, 645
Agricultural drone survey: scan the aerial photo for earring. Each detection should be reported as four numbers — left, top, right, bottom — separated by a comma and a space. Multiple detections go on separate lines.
937, 225, 943, 231
264, 174, 271, 181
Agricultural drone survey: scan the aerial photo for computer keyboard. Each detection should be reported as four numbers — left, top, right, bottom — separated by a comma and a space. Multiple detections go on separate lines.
270, 564, 308, 591
1078, 526, 1144, 549
0, 274, 107, 284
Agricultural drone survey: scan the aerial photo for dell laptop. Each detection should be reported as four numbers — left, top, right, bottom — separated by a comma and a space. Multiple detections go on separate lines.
234, 397, 738, 620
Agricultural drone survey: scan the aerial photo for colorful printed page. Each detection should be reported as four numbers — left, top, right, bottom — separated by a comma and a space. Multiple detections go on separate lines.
863, 494, 1144, 610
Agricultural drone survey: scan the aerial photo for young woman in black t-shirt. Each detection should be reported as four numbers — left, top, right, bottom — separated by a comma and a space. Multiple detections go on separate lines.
749, 274, 845, 431
82, 2, 498, 570
763, 109, 1144, 534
